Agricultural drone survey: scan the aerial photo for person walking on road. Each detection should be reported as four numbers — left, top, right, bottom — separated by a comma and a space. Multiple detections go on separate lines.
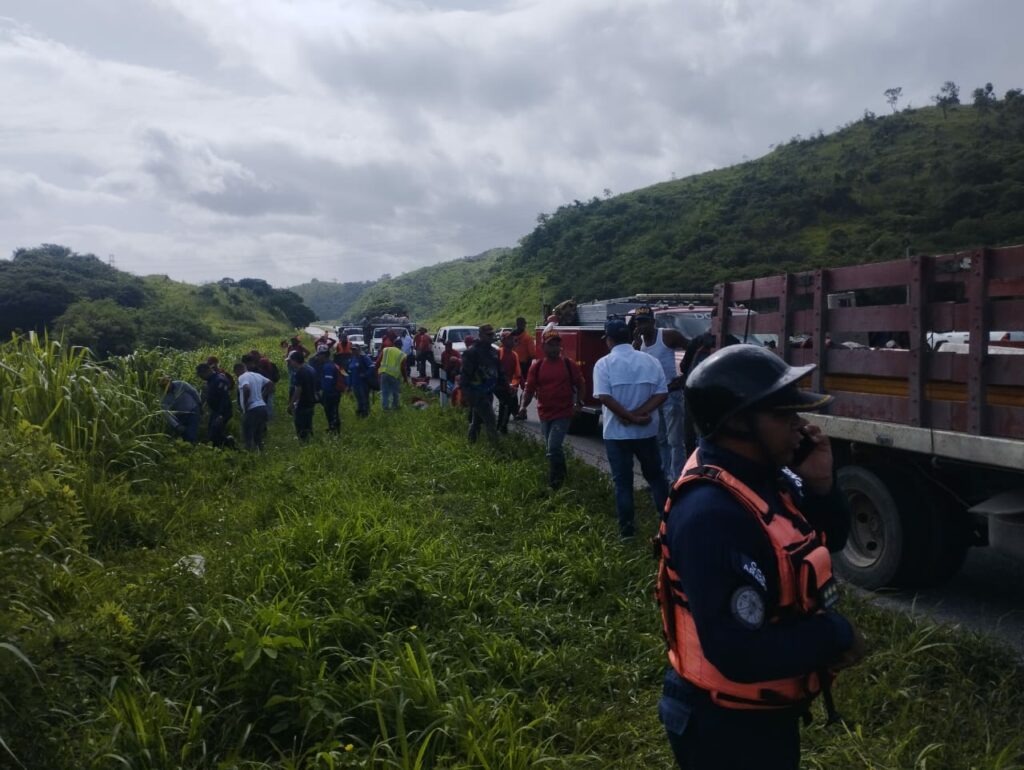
592, 319, 669, 539
511, 316, 536, 408
234, 360, 271, 451
461, 324, 506, 443
634, 305, 689, 484
286, 350, 318, 442
414, 327, 435, 378
518, 328, 585, 488
656, 343, 865, 769
196, 362, 234, 448
496, 331, 521, 433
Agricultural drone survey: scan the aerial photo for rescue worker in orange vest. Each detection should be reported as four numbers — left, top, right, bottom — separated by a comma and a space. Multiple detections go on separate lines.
657, 344, 866, 769
496, 330, 521, 433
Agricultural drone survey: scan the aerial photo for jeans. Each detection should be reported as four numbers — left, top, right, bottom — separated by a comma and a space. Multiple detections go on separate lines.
541, 417, 570, 487
352, 383, 370, 416
541, 417, 570, 463
657, 391, 687, 484
322, 393, 341, 433
467, 391, 497, 443
380, 374, 401, 409
294, 405, 314, 441
242, 405, 268, 450
604, 436, 668, 536
417, 350, 435, 377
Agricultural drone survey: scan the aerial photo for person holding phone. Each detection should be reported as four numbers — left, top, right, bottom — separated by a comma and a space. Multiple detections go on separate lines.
655, 344, 866, 770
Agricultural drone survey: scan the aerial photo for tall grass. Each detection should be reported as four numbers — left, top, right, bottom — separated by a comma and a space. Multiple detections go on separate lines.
1, 339, 1022, 768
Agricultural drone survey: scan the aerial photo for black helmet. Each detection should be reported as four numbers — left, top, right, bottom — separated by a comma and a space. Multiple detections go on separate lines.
684, 344, 831, 437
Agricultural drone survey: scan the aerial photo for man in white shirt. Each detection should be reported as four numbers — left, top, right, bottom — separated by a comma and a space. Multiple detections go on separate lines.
592, 319, 670, 539
235, 358, 272, 451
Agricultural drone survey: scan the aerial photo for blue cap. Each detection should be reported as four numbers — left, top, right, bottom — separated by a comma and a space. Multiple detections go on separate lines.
603, 319, 631, 342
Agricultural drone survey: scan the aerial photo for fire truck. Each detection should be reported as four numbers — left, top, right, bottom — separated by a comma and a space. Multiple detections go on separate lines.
539, 294, 760, 433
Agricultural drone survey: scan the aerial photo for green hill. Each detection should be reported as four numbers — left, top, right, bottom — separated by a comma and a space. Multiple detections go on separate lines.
287, 278, 374, 321
290, 247, 514, 327
0, 245, 314, 355
312, 94, 1024, 327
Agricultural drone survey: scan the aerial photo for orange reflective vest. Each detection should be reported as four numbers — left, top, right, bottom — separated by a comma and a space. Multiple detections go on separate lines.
655, 452, 838, 710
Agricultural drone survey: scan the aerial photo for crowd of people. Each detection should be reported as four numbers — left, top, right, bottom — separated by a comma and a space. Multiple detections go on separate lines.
157, 311, 867, 769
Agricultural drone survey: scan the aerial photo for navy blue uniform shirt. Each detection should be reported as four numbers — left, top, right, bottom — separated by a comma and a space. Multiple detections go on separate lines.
664, 439, 853, 688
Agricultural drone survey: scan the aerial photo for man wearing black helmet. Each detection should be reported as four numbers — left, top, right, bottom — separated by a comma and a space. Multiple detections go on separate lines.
655, 344, 865, 770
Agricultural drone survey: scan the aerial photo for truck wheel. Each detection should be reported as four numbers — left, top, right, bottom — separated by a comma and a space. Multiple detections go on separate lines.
834, 466, 906, 589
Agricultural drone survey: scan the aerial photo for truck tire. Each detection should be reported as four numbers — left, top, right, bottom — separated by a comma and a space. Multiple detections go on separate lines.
834, 465, 906, 589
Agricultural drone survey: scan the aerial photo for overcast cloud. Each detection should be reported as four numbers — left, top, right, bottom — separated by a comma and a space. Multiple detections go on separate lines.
1, 0, 1021, 287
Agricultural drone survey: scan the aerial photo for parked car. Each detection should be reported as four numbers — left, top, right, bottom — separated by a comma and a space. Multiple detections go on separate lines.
431, 326, 480, 377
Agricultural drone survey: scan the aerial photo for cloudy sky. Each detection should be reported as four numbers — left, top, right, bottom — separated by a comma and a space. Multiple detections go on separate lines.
1, 0, 1020, 288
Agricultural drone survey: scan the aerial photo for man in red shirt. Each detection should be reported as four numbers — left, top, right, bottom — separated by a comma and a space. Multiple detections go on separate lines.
414, 327, 435, 378
518, 328, 585, 488
496, 331, 521, 433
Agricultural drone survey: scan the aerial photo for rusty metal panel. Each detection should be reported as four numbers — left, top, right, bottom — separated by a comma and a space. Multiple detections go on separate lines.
828, 391, 909, 423
986, 405, 1024, 439
726, 275, 786, 302
928, 351, 967, 382
713, 282, 728, 345
790, 309, 814, 333
991, 299, 1024, 329
967, 250, 989, 434
988, 245, 1024, 279
780, 273, 793, 366
827, 306, 910, 333
987, 356, 1024, 387
826, 349, 910, 377
812, 270, 826, 392
826, 259, 909, 291
988, 278, 1024, 298
908, 254, 925, 427
926, 302, 958, 333
790, 348, 813, 366
927, 400, 957, 432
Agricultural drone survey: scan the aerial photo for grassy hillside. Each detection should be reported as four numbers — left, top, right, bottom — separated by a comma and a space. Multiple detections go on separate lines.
339, 246, 512, 327
0, 245, 314, 354
296, 96, 1024, 328
287, 278, 374, 321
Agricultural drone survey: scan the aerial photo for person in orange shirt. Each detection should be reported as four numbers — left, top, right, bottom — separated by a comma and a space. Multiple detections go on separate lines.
496, 331, 521, 433
511, 316, 536, 408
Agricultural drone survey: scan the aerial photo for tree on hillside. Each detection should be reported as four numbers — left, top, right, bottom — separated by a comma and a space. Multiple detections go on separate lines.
884, 87, 902, 113
55, 299, 138, 357
972, 83, 996, 113
933, 81, 960, 119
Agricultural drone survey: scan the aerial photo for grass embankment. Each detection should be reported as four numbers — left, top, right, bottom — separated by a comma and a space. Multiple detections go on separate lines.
1, 335, 1023, 768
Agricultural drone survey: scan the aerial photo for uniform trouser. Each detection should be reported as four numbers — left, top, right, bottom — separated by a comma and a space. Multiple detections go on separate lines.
467, 391, 497, 442
495, 388, 519, 431
660, 671, 800, 770
177, 410, 200, 443
657, 391, 687, 484
242, 405, 268, 450
352, 384, 370, 416
380, 374, 401, 409
321, 394, 341, 432
541, 417, 570, 486
294, 405, 314, 441
208, 411, 231, 448
604, 437, 668, 536
417, 350, 435, 377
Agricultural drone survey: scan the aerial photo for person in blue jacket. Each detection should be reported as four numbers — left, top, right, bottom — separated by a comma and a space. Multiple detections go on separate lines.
314, 346, 342, 434
657, 344, 866, 770
346, 344, 376, 418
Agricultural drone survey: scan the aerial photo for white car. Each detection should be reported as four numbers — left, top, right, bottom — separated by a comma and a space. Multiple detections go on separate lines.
431, 326, 480, 377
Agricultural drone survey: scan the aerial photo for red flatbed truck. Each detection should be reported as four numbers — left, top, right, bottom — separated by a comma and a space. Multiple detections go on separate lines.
712, 244, 1024, 589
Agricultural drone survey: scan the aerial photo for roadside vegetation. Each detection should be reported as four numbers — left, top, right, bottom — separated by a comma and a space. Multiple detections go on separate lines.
1, 334, 1022, 768
0, 246, 314, 356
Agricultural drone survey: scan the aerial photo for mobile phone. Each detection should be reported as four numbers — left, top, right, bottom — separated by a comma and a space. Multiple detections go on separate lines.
791, 428, 816, 467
